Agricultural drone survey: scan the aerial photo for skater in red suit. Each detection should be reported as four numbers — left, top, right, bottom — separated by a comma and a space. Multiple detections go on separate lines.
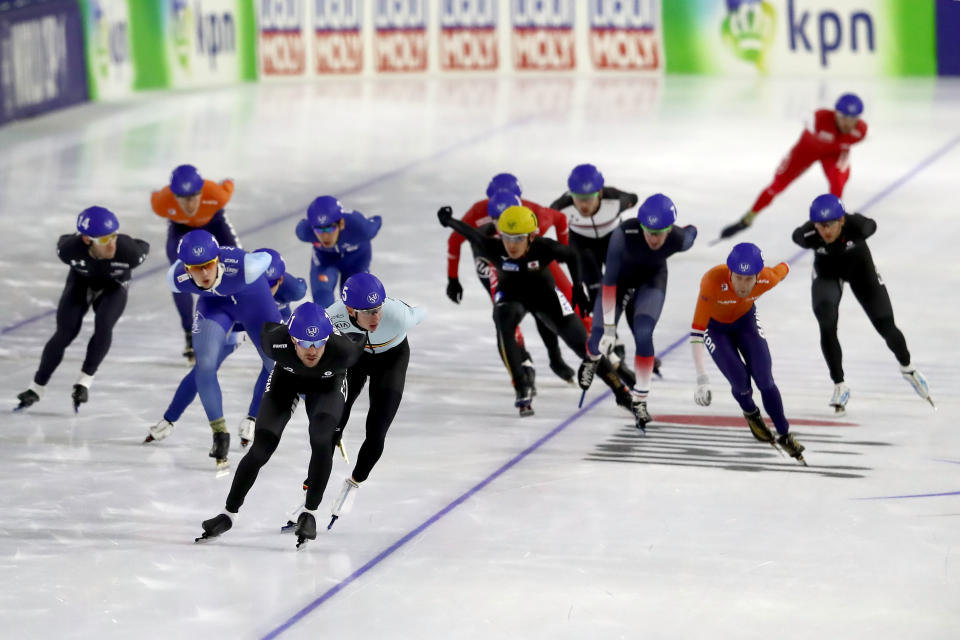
719, 93, 868, 240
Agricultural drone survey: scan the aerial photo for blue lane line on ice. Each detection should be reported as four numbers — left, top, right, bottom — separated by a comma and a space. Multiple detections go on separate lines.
856, 490, 960, 500
261, 129, 960, 640
0, 115, 536, 336
260, 390, 614, 640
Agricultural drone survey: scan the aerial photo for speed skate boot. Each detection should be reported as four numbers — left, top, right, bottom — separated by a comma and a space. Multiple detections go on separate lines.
328, 477, 359, 530
71, 384, 89, 413
209, 431, 230, 471
744, 409, 776, 444
521, 359, 537, 397
238, 416, 255, 448
515, 384, 534, 417
718, 211, 757, 240
15, 388, 41, 411
631, 393, 651, 433
900, 365, 934, 408
144, 419, 175, 443
195, 512, 234, 543
829, 383, 850, 416
295, 511, 317, 549
777, 433, 807, 465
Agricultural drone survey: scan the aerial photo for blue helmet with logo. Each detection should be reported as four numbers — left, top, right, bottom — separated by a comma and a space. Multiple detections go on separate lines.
809, 194, 846, 222
486, 173, 522, 198
77, 206, 119, 237
727, 243, 765, 276
177, 229, 220, 265
307, 196, 344, 228
170, 164, 204, 196
636, 194, 677, 231
341, 272, 386, 310
255, 247, 286, 285
835, 93, 863, 117
487, 191, 522, 220
286, 302, 333, 345
567, 164, 604, 196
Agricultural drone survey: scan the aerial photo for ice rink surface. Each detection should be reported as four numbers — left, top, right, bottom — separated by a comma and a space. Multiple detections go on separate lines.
1, 75, 958, 639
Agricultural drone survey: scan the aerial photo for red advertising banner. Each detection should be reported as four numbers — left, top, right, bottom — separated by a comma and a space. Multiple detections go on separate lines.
588, 0, 660, 70
511, 0, 575, 71
439, 0, 497, 71
374, 0, 427, 72
315, 0, 363, 74
260, 0, 307, 75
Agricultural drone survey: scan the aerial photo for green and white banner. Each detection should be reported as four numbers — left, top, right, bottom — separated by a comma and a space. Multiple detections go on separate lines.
162, 0, 257, 88
663, 0, 935, 76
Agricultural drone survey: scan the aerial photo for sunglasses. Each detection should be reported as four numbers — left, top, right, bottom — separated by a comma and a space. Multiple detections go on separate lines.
185, 257, 218, 272
292, 335, 328, 349
640, 224, 672, 235
313, 225, 338, 234
357, 304, 383, 317
90, 233, 118, 245
500, 233, 528, 243
571, 191, 600, 199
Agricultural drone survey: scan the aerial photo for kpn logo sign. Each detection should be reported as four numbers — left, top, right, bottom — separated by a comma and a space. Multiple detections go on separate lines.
722, 0, 879, 74
374, 0, 428, 72
511, 0, 575, 71
171, 0, 237, 74
588, 0, 660, 71
439, 0, 498, 71
260, 0, 306, 75
314, 0, 363, 73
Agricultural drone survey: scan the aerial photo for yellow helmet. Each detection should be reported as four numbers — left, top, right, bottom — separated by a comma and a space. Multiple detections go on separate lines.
497, 206, 538, 236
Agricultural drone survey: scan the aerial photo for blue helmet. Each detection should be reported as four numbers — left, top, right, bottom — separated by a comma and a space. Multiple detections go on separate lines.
286, 302, 333, 346
170, 164, 204, 196
341, 272, 386, 310
255, 247, 286, 285
637, 194, 677, 231
307, 196, 344, 228
487, 191, 522, 220
727, 243, 765, 276
809, 194, 846, 222
177, 229, 220, 265
486, 173, 522, 198
567, 164, 604, 196
77, 206, 119, 237
835, 93, 863, 117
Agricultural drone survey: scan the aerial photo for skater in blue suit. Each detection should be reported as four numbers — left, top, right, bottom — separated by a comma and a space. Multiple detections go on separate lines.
294, 196, 381, 306
163, 231, 282, 469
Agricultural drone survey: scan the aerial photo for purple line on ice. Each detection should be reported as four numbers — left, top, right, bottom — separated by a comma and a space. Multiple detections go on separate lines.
857, 490, 960, 500
260, 391, 611, 640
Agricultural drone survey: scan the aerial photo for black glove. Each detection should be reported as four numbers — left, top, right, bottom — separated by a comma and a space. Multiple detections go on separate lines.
571, 284, 590, 316
446, 277, 463, 304
437, 206, 453, 226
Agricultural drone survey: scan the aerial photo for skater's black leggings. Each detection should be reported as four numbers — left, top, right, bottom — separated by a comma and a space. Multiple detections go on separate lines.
812, 272, 910, 384
569, 232, 611, 310
336, 339, 410, 483
34, 271, 128, 385
471, 246, 565, 369
494, 293, 623, 395
226, 370, 347, 512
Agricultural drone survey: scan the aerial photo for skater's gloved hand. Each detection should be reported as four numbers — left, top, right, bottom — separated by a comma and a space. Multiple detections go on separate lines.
694, 375, 711, 406
446, 277, 463, 304
571, 283, 590, 315
597, 324, 616, 357
437, 206, 453, 226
